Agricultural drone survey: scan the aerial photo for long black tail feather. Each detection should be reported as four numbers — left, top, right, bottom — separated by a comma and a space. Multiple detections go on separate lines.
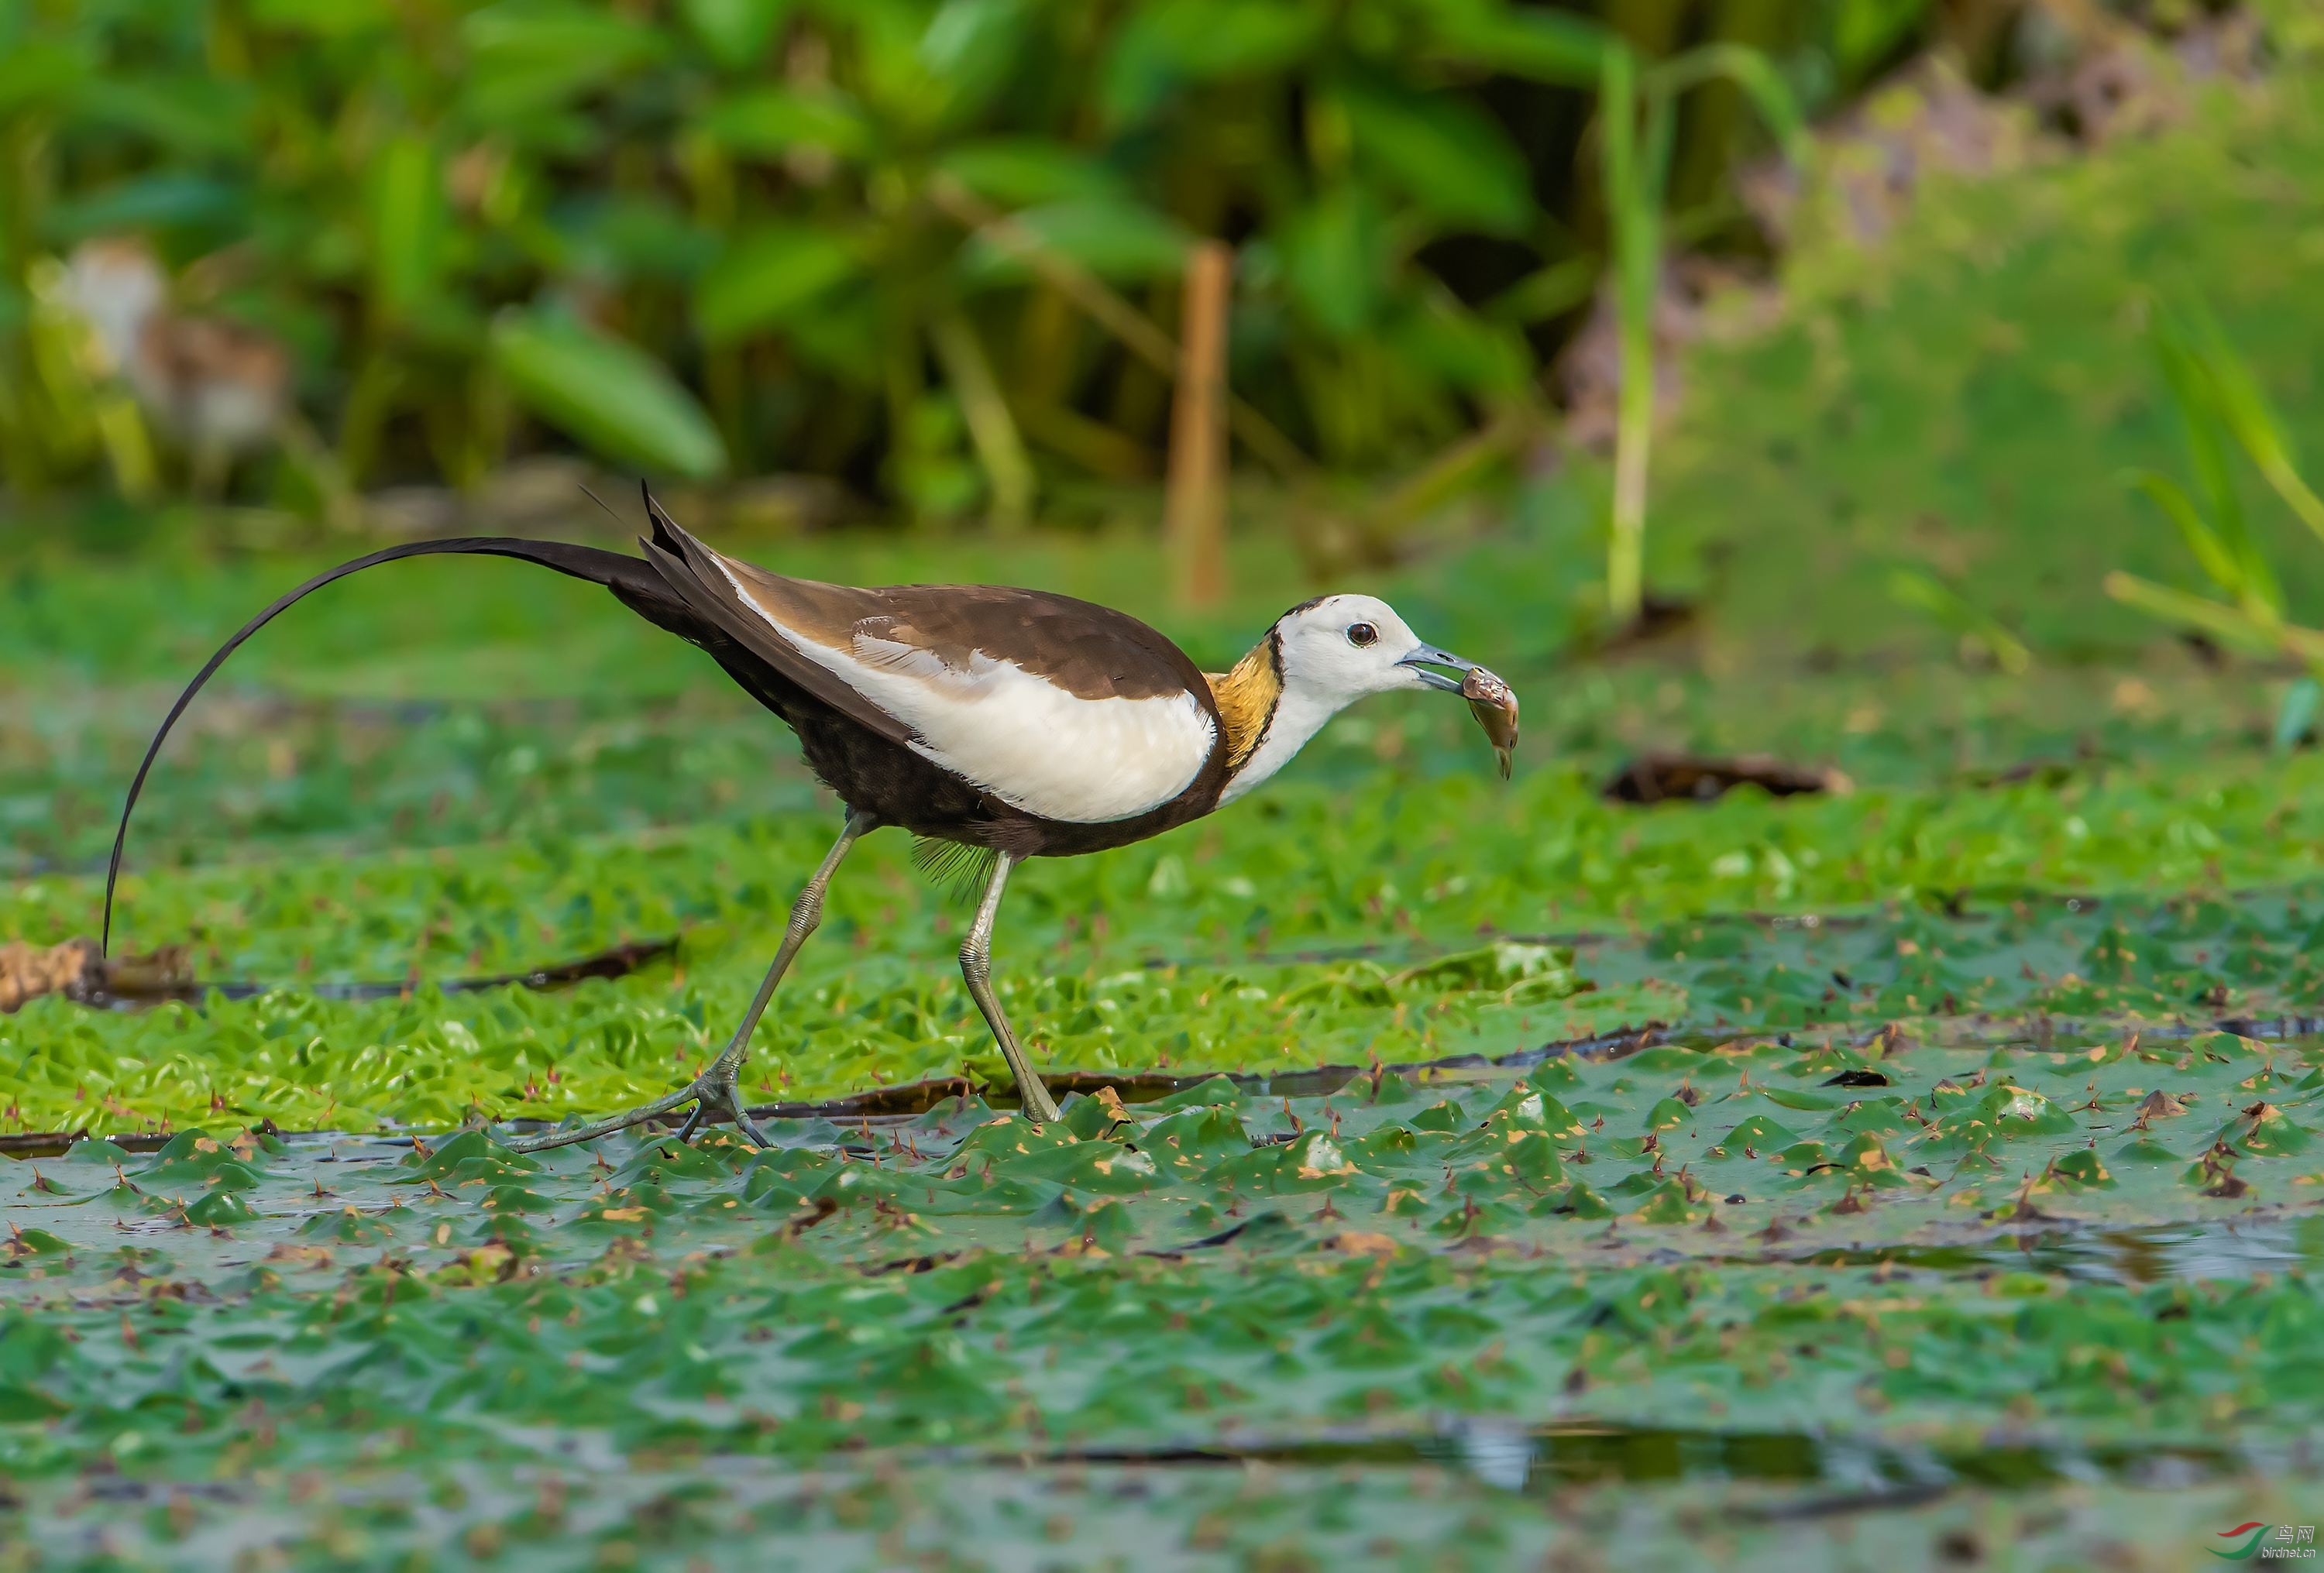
101, 535, 668, 956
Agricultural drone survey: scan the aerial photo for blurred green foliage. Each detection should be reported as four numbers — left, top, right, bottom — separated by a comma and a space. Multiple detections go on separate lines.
0, 0, 1941, 525
1648, 51, 2324, 661
2106, 301, 2324, 748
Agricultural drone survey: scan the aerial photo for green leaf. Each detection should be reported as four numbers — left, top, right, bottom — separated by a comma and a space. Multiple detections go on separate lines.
2185, 302, 2324, 550
1385, 293, 1531, 396
366, 134, 449, 328
1279, 189, 1387, 338
2150, 307, 2263, 601
0, 36, 92, 115
1982, 1084, 2078, 1136
1724, 1114, 1799, 1150
490, 309, 727, 479
182, 1190, 258, 1226
72, 77, 251, 158
1758, 1089, 1841, 1112
1137, 0, 1324, 74
1432, 7, 1610, 85
681, 0, 794, 70
462, 2, 666, 73
694, 226, 861, 345
460, 2, 668, 118
2047, 1148, 2114, 1189
1486, 256, 1599, 325
248, 0, 397, 36
1831, 0, 1930, 84
46, 176, 247, 242
1556, 1180, 1614, 1218
1643, 1097, 1693, 1132
2178, 301, 2297, 469
2275, 677, 2321, 753
1887, 568, 2033, 674
1100, 0, 1326, 124
961, 200, 1190, 286
783, 289, 885, 385
919, 0, 1029, 124
1333, 73, 1534, 236
566, 195, 720, 283
938, 139, 1129, 207
700, 87, 871, 161
2101, 572, 2274, 654
1648, 44, 1808, 162
2126, 469, 2241, 597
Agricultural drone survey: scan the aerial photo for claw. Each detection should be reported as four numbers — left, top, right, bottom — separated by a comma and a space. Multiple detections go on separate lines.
674, 1072, 770, 1147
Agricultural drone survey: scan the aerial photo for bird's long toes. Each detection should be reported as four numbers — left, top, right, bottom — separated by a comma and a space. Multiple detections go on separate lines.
671, 1069, 768, 1148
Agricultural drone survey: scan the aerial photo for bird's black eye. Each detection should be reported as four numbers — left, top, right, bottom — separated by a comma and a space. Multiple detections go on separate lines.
1347, 622, 1378, 648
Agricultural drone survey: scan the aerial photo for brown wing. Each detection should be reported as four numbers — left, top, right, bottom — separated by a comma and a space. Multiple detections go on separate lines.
638, 507, 920, 751
639, 496, 1217, 742
717, 561, 1207, 702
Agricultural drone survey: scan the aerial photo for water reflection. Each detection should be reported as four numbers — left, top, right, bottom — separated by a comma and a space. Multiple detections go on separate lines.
2081, 1218, 2318, 1282
1349, 1420, 2258, 1494
1796, 1216, 2322, 1285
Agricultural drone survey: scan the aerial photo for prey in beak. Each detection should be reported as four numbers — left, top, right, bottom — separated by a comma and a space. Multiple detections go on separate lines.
1400, 644, 1521, 779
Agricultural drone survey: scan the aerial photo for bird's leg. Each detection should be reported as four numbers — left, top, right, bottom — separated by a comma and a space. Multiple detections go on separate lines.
672, 809, 875, 1142
507, 811, 874, 1154
958, 851, 1064, 1124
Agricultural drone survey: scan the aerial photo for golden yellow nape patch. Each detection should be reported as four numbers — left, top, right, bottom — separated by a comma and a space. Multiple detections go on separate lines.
1205, 641, 1282, 773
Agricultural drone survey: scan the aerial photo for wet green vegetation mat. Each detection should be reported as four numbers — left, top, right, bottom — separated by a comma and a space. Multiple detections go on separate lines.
13, 751, 2324, 1136
6, 1020, 2324, 1569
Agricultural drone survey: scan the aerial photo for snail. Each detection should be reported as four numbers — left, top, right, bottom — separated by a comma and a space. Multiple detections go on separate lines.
1461, 666, 1519, 779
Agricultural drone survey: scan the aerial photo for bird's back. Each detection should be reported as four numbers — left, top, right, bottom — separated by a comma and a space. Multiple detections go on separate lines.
637, 520, 1228, 840
718, 561, 1208, 704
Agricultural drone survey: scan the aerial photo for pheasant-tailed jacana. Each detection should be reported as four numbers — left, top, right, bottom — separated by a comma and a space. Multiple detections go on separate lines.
105, 493, 1504, 1148
64, 238, 291, 489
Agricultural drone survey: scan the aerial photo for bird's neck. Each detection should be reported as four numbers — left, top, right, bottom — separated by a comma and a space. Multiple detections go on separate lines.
1205, 638, 1281, 774
1205, 634, 1338, 805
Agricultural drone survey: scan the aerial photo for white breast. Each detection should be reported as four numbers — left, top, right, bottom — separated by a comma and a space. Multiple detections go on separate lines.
718, 568, 1216, 823
1216, 687, 1339, 805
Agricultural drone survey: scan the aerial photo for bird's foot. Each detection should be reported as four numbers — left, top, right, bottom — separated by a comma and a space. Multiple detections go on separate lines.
674, 1061, 772, 1147
506, 1060, 771, 1154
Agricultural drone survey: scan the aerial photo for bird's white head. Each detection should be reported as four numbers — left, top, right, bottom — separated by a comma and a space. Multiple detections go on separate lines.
1210, 592, 1476, 805
1270, 593, 1473, 706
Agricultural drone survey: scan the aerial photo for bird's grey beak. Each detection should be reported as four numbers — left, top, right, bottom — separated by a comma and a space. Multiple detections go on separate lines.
1397, 644, 1473, 692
